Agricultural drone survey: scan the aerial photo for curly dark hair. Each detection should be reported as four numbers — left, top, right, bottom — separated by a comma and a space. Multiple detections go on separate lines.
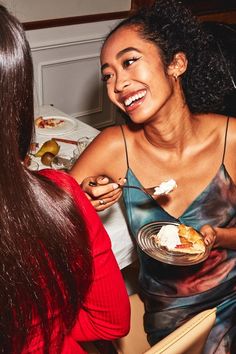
105, 0, 234, 114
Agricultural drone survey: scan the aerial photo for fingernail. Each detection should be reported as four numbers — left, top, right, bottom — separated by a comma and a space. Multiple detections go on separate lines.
112, 183, 119, 190
98, 176, 109, 182
118, 177, 126, 182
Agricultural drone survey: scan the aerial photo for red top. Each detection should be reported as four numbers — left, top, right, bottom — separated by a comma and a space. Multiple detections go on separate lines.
22, 169, 130, 353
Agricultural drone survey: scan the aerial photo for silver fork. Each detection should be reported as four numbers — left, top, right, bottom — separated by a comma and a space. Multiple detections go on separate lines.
118, 184, 157, 199
119, 179, 177, 198
89, 181, 158, 201
89, 180, 176, 200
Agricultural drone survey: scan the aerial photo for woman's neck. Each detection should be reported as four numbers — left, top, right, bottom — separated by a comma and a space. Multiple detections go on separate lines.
142, 109, 198, 153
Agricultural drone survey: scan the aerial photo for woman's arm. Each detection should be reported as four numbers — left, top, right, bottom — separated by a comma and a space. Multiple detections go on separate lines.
70, 126, 126, 210
214, 227, 236, 250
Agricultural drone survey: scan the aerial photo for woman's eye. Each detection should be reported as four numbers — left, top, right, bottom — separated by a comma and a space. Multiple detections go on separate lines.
101, 73, 113, 82
123, 57, 140, 68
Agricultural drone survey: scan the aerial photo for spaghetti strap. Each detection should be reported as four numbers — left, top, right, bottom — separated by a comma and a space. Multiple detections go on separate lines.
222, 116, 230, 164
120, 125, 130, 169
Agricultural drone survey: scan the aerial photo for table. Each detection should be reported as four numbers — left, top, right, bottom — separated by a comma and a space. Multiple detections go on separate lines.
32, 105, 137, 270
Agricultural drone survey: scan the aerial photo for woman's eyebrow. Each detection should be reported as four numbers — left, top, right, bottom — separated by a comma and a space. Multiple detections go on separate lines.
116, 46, 141, 59
101, 47, 141, 72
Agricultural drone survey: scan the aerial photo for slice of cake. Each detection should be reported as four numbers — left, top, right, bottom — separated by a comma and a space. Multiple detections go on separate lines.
153, 224, 205, 254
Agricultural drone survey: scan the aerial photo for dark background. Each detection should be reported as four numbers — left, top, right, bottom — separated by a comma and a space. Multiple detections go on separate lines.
183, 0, 236, 14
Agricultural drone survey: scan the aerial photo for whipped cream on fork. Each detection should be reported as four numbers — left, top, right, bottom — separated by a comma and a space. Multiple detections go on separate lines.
153, 179, 177, 196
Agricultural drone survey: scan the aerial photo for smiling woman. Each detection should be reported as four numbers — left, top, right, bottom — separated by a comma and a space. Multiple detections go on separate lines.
70, 0, 236, 352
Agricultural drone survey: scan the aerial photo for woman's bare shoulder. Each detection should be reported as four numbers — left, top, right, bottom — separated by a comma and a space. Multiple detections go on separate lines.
228, 115, 236, 130
199, 113, 236, 133
94, 124, 135, 149
97, 125, 124, 141
206, 114, 236, 176
224, 116, 236, 181
81, 125, 128, 164
227, 116, 236, 145
211, 114, 236, 140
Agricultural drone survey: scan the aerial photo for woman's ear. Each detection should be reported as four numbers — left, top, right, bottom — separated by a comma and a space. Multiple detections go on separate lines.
167, 52, 188, 78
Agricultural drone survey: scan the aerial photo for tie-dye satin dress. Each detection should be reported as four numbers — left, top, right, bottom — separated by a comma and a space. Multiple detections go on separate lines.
120, 122, 236, 353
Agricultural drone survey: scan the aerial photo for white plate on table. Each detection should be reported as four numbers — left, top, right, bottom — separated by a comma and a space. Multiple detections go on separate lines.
35, 116, 78, 136
137, 221, 211, 266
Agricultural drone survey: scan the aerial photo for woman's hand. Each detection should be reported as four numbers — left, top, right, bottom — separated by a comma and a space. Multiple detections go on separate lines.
200, 225, 236, 250
81, 175, 122, 211
200, 224, 217, 247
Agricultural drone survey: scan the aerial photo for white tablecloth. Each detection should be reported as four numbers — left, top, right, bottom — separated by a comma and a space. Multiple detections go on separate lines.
33, 105, 137, 270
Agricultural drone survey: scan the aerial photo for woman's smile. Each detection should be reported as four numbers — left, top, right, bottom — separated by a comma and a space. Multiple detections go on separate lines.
121, 89, 147, 112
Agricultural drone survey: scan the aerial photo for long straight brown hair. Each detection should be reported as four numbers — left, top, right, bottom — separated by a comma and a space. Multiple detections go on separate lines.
0, 6, 92, 353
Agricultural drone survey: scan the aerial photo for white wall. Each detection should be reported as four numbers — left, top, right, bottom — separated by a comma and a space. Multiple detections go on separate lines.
26, 20, 122, 129
2, 0, 131, 21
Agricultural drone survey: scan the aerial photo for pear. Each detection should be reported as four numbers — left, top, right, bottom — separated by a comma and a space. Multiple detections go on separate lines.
41, 152, 55, 166
35, 139, 60, 157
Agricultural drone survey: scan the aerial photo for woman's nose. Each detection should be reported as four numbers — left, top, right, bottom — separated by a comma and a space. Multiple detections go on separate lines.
114, 72, 130, 93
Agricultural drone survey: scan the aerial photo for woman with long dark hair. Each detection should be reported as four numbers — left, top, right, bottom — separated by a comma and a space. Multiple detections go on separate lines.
0, 5, 130, 353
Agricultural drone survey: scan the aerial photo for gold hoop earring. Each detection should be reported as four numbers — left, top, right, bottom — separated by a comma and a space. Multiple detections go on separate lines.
173, 73, 178, 81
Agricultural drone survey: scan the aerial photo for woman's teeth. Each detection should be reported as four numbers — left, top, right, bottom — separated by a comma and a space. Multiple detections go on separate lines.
124, 91, 146, 107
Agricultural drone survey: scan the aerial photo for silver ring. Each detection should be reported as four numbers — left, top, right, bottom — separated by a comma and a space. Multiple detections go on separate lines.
99, 199, 106, 205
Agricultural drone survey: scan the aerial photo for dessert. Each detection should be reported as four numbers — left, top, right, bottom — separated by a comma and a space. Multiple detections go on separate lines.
35, 116, 65, 129
152, 224, 205, 254
153, 179, 177, 196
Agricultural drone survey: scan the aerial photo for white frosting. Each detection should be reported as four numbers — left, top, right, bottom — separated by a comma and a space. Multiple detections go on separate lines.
153, 179, 177, 196
157, 225, 181, 250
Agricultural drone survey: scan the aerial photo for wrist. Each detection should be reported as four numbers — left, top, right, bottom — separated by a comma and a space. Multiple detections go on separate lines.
214, 227, 233, 249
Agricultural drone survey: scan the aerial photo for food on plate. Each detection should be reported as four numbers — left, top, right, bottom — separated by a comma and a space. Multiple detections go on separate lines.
153, 179, 177, 196
41, 152, 56, 166
152, 224, 205, 254
35, 139, 60, 157
35, 116, 65, 129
